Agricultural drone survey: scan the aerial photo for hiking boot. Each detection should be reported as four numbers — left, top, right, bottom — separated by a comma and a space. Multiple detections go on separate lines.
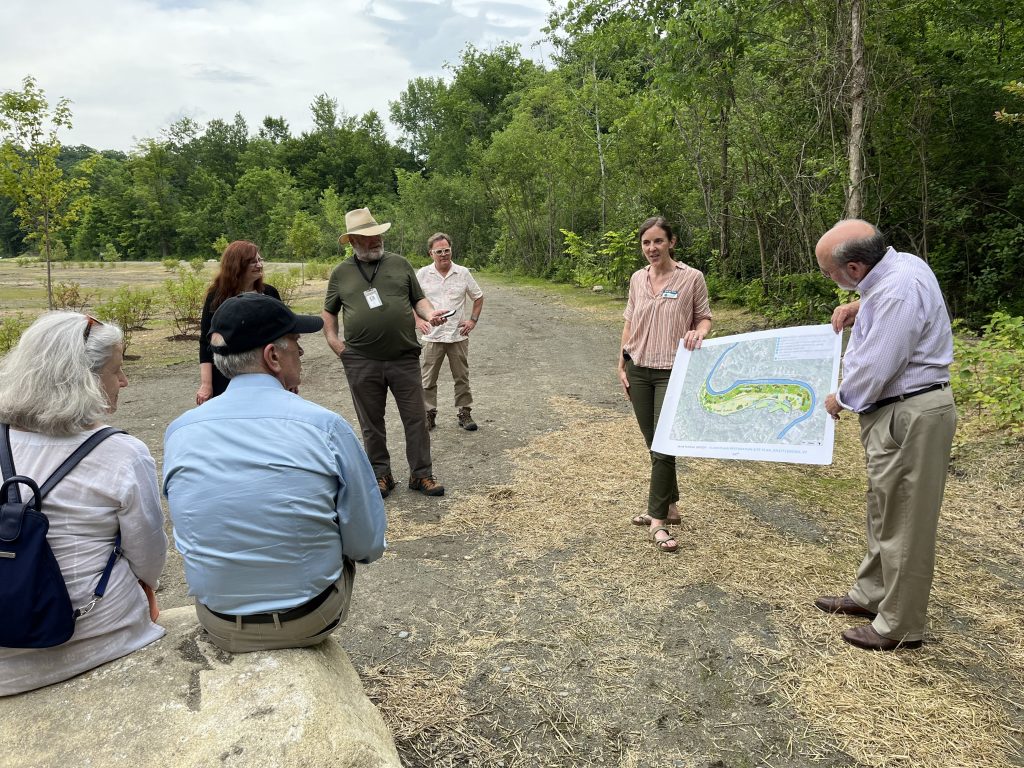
426, 409, 437, 431
458, 407, 478, 431
377, 473, 396, 498
409, 475, 445, 496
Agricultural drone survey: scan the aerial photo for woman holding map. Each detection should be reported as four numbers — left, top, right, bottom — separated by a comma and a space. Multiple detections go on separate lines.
617, 216, 713, 553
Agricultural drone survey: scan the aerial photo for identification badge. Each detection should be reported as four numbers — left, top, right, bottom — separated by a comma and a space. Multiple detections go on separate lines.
661, 289, 679, 299
364, 288, 382, 308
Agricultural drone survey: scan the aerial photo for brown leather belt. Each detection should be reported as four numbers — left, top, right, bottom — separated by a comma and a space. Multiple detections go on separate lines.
204, 583, 336, 625
862, 382, 949, 414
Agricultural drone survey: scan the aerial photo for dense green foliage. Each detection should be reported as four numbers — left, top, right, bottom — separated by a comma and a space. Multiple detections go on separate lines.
1, 3, 1022, 328
953, 312, 1024, 434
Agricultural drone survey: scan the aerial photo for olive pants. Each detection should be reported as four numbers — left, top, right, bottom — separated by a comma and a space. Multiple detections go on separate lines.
626, 361, 679, 520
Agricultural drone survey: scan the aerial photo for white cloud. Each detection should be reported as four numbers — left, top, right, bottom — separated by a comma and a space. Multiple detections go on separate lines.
0, 0, 553, 152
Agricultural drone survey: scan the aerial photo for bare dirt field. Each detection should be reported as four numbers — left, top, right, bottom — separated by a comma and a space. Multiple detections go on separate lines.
3, 260, 1022, 768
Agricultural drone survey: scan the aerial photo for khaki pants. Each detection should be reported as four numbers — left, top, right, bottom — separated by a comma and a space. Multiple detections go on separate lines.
196, 560, 355, 653
421, 340, 472, 411
848, 388, 956, 642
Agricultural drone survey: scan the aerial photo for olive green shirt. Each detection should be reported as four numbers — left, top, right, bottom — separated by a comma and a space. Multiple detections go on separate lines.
324, 253, 426, 360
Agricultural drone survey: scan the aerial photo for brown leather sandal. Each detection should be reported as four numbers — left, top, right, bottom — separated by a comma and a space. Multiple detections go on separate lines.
649, 526, 678, 553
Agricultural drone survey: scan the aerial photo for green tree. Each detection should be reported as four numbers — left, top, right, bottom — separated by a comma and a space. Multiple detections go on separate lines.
0, 76, 87, 307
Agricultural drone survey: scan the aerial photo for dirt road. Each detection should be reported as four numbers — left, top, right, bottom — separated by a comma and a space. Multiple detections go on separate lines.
112, 275, 1023, 768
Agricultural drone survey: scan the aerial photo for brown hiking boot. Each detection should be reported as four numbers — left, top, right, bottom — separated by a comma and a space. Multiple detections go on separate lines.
409, 475, 445, 496
377, 473, 396, 498
458, 407, 477, 431
426, 409, 437, 431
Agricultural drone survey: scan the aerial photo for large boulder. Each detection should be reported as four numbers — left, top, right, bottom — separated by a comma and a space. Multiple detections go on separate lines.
0, 606, 401, 768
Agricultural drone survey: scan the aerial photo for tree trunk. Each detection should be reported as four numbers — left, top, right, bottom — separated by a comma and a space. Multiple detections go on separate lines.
592, 61, 608, 232
846, 0, 867, 219
44, 210, 53, 310
743, 155, 768, 284
719, 103, 732, 277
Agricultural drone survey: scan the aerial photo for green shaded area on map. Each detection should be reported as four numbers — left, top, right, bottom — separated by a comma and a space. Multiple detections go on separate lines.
699, 383, 812, 416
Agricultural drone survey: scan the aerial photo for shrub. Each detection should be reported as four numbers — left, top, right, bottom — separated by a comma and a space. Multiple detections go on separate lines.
162, 258, 181, 272
94, 287, 156, 353
270, 269, 301, 305
52, 281, 94, 312
165, 269, 207, 338
559, 228, 639, 296
953, 312, 1024, 433
305, 261, 331, 281
0, 314, 29, 355
100, 243, 120, 264
189, 257, 206, 273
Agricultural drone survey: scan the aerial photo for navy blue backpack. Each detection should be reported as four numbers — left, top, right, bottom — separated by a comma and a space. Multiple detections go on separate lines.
0, 423, 125, 649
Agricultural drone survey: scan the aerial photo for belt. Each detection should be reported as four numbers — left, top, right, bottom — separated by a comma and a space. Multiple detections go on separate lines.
862, 382, 949, 414
204, 583, 336, 625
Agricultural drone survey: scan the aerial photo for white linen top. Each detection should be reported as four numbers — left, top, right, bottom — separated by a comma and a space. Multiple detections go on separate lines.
0, 427, 167, 696
416, 262, 484, 343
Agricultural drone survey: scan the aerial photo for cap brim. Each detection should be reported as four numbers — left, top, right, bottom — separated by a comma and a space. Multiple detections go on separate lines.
340, 221, 391, 243
292, 315, 324, 334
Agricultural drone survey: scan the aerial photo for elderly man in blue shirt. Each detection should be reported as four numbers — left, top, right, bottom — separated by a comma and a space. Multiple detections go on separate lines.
164, 293, 386, 653
816, 219, 956, 652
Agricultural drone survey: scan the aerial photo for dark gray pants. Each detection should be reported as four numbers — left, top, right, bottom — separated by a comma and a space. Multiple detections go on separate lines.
341, 349, 433, 479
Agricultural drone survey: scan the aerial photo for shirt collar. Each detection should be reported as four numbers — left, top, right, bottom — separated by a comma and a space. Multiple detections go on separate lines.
855, 246, 897, 295
224, 373, 285, 391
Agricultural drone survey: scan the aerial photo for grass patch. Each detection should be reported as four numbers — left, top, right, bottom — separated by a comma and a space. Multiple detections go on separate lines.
373, 397, 1023, 767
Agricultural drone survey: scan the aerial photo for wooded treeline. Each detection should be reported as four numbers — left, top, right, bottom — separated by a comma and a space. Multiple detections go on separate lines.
2, 0, 1022, 324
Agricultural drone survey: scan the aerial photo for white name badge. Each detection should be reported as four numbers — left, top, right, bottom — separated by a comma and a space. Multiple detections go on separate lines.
661, 289, 679, 299
364, 288, 382, 308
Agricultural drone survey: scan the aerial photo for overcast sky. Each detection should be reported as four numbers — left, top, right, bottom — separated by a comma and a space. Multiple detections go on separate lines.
1, 0, 554, 152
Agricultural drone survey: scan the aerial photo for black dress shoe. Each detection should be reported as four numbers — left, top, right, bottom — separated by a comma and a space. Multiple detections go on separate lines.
814, 595, 878, 619
842, 624, 922, 651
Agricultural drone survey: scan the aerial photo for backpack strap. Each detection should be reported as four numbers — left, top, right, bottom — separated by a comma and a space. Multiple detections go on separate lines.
0, 424, 125, 502
74, 533, 123, 619
38, 427, 126, 498
0, 424, 18, 503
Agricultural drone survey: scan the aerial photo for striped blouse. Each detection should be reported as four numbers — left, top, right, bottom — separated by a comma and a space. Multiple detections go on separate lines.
623, 263, 712, 369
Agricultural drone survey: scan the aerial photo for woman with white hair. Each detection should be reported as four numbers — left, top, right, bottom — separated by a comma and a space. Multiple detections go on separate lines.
0, 312, 167, 696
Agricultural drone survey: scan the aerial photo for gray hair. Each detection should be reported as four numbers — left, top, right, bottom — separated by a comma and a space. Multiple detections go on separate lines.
0, 312, 124, 435
213, 337, 290, 379
832, 225, 887, 268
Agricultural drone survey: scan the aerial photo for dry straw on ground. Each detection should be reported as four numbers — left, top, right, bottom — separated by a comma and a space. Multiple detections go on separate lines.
376, 397, 1022, 767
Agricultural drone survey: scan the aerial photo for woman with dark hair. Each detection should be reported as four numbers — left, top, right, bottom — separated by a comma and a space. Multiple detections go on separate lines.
617, 216, 712, 553
0, 312, 167, 695
196, 241, 281, 404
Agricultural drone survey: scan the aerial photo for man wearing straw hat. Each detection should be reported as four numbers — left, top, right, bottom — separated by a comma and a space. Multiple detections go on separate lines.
322, 207, 450, 498
815, 219, 956, 652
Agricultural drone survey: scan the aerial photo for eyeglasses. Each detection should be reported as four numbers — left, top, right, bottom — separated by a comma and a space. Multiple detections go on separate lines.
83, 315, 102, 341
431, 248, 452, 255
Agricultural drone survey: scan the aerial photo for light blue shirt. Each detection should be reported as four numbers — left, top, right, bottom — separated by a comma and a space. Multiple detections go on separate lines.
838, 247, 953, 412
163, 374, 386, 614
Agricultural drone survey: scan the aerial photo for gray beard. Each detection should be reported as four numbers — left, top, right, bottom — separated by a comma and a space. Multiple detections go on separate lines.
355, 249, 384, 263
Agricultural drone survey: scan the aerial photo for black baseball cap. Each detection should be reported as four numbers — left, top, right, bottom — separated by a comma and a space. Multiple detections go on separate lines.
210, 293, 323, 354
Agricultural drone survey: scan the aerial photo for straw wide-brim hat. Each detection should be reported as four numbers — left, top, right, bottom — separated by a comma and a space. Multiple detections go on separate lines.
339, 207, 392, 244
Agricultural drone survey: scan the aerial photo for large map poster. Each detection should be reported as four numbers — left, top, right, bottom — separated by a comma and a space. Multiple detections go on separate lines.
651, 324, 842, 464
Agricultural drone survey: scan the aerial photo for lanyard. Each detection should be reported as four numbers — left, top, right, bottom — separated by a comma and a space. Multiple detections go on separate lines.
354, 257, 381, 285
